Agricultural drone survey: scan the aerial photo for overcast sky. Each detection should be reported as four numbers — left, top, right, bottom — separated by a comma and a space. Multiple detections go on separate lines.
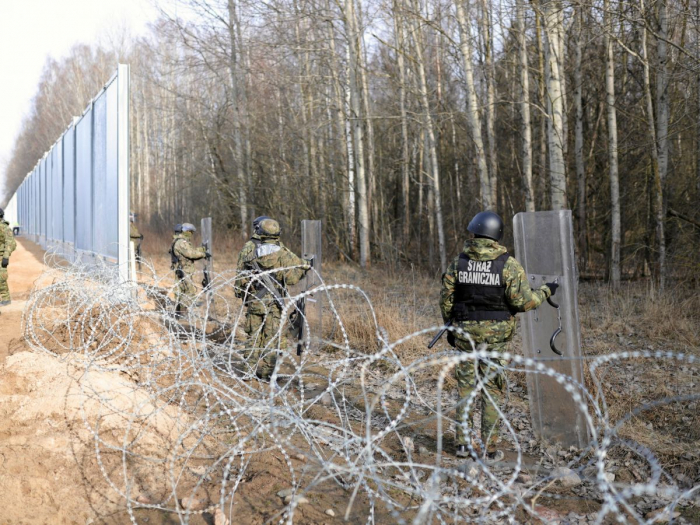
0, 0, 160, 197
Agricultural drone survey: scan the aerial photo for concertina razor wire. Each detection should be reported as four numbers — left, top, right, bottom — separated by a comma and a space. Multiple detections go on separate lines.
19, 253, 700, 524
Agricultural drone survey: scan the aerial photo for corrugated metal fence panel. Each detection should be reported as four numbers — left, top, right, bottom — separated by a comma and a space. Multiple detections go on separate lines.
75, 106, 93, 254
63, 126, 75, 246
104, 79, 119, 260
92, 89, 109, 259
9, 66, 129, 279
53, 142, 63, 243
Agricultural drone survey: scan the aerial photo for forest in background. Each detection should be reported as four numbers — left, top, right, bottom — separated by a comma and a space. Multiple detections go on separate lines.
2, 0, 700, 288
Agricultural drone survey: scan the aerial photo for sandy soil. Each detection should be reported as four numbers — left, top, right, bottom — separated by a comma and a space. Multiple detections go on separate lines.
0, 239, 696, 524
0, 240, 91, 524
0, 240, 144, 524
0, 238, 47, 361
0, 240, 381, 524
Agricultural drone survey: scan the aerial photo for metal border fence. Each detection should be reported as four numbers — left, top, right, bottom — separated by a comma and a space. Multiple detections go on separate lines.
10, 64, 130, 282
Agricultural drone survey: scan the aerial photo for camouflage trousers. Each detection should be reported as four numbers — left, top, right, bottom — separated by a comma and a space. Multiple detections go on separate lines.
243, 306, 285, 379
454, 339, 508, 448
0, 268, 9, 303
175, 272, 197, 309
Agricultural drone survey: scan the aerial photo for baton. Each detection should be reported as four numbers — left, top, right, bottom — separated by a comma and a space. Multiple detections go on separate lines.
427, 320, 453, 349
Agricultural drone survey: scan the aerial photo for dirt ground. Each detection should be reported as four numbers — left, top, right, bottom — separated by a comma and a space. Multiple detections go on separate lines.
0, 238, 697, 524
0, 240, 389, 525
0, 239, 97, 524
0, 238, 47, 360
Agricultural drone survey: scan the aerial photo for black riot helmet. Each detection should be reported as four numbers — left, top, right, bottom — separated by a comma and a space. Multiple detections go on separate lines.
252, 215, 270, 236
174, 224, 183, 233
467, 211, 504, 241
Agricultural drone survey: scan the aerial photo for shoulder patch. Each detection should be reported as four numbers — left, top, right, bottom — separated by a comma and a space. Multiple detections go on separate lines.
255, 244, 281, 258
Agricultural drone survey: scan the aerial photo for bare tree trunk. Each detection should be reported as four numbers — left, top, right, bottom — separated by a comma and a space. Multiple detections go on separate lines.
574, 2, 586, 266
517, 0, 535, 212
294, 0, 319, 215
326, 14, 355, 255
393, 0, 411, 248
451, 113, 461, 208
344, 51, 357, 256
456, 0, 491, 209
535, 7, 548, 209
697, 0, 700, 200
408, 0, 447, 268
542, 0, 567, 210
638, 0, 663, 288
604, 0, 621, 288
655, 0, 669, 290
355, 1, 377, 247
228, 0, 247, 237
480, 0, 498, 209
345, 0, 370, 267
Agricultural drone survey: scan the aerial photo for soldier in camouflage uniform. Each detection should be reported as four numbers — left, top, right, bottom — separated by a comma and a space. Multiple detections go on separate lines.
236, 217, 310, 380
440, 211, 558, 459
171, 222, 209, 313
0, 208, 18, 306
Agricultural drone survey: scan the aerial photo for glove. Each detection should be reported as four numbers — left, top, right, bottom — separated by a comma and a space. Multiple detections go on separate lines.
447, 332, 456, 348
205, 252, 212, 260
1, 258, 7, 268
545, 282, 559, 296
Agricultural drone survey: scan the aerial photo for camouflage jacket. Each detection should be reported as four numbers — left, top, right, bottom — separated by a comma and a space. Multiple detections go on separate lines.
172, 232, 206, 274
0, 220, 16, 259
130, 222, 143, 240
235, 235, 308, 311
440, 238, 551, 346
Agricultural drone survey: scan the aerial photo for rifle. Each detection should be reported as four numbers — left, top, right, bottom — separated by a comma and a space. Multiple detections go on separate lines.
250, 261, 284, 308
427, 319, 453, 349
293, 257, 314, 356
135, 239, 142, 271
202, 240, 211, 289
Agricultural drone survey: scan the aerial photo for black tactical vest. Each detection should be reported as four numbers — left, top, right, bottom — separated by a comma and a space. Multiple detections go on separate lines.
452, 252, 514, 321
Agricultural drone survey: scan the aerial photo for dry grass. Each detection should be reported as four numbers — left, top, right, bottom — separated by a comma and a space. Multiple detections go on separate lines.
323, 263, 441, 363
322, 268, 700, 480
140, 238, 699, 479
579, 282, 700, 481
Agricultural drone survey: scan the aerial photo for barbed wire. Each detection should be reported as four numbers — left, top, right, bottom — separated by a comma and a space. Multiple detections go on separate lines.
18, 254, 700, 524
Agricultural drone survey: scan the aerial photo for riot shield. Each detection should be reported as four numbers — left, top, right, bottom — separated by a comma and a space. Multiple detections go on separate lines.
300, 220, 322, 351
201, 217, 213, 302
513, 210, 588, 448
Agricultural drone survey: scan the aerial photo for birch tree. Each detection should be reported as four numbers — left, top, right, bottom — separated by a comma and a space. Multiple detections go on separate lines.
655, 0, 669, 290
344, 0, 370, 268
456, 0, 492, 210
407, 0, 446, 268
517, 0, 535, 212
541, 0, 567, 210
574, 1, 586, 265
604, 0, 621, 288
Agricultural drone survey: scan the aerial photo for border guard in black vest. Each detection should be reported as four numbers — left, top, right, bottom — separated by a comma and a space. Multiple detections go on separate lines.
440, 211, 558, 460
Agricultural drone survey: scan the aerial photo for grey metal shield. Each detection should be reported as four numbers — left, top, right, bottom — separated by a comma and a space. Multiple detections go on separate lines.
513, 210, 588, 448
300, 220, 322, 350
201, 217, 213, 300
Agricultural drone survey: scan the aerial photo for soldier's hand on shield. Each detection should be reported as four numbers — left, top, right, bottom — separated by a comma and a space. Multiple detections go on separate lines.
545, 282, 559, 296
1, 258, 8, 268
205, 251, 212, 260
